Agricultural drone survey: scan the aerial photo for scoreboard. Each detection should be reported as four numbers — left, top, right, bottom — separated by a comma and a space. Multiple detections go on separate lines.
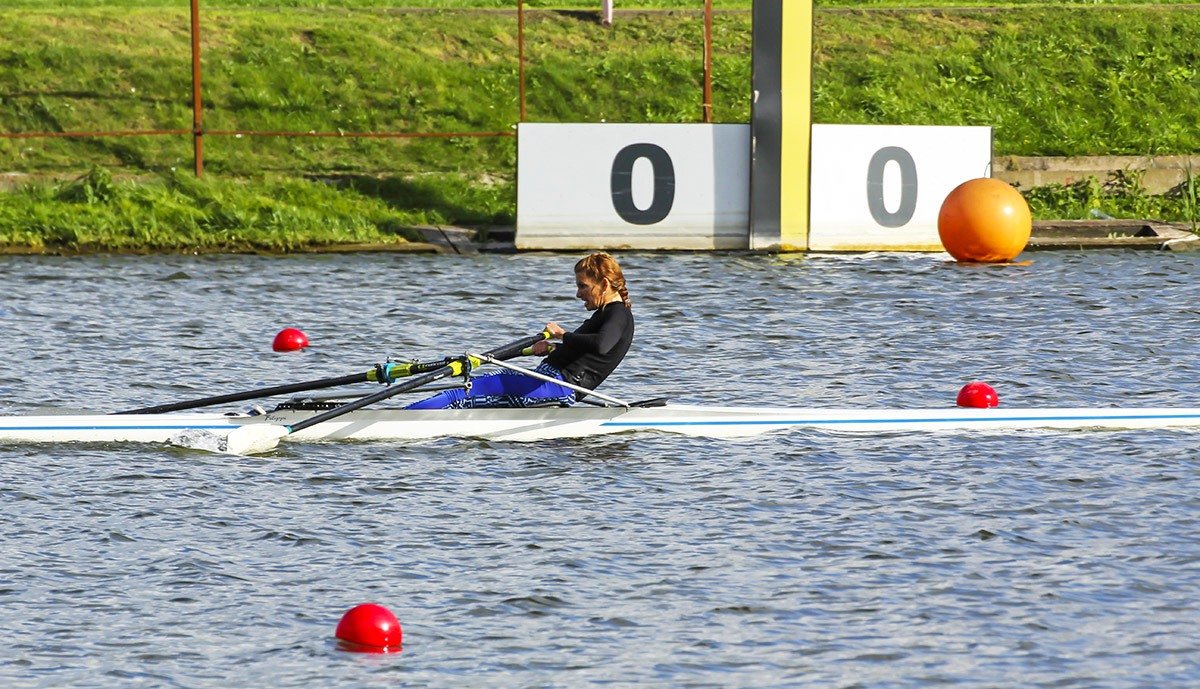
515, 0, 992, 252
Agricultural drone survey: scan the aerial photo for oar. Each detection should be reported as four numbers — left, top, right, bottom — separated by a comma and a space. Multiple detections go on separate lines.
223, 331, 551, 455
113, 359, 454, 415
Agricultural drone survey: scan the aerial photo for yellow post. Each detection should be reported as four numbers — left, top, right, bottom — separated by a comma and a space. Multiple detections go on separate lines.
778, 1, 813, 251
749, 0, 813, 251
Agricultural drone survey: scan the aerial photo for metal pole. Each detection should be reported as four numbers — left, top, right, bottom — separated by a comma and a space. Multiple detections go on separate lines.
190, 0, 204, 176
518, 0, 526, 122
703, 0, 713, 123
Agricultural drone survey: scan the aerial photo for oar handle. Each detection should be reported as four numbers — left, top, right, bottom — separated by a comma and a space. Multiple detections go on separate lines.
520, 343, 555, 356
486, 331, 553, 361
285, 331, 551, 435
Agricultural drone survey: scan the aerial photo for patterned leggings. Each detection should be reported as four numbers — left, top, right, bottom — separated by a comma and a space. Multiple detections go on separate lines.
403, 362, 576, 410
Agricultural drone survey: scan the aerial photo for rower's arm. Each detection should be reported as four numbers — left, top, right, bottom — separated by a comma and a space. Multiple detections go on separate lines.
562, 307, 629, 355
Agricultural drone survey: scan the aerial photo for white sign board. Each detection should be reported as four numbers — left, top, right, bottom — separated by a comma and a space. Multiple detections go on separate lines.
516, 123, 750, 250
808, 124, 993, 251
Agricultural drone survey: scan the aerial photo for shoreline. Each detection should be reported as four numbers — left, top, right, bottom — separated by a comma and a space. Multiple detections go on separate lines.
0, 220, 1193, 256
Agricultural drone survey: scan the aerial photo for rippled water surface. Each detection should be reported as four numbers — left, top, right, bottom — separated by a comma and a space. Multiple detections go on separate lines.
2, 251, 1199, 688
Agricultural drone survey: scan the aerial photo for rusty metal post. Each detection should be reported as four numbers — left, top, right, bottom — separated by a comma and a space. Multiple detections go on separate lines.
190, 0, 204, 176
703, 0, 713, 123
518, 0, 526, 122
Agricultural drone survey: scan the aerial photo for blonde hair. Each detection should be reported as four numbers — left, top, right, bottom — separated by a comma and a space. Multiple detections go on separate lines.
575, 252, 631, 310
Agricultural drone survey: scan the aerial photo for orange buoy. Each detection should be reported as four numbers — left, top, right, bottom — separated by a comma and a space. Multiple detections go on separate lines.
937, 178, 1032, 262
957, 381, 999, 408
272, 328, 309, 352
335, 603, 403, 652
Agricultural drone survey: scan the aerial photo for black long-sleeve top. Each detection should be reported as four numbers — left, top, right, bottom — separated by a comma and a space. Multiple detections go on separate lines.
545, 301, 634, 394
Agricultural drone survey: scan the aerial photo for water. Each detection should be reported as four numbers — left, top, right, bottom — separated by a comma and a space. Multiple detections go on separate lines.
1, 251, 1198, 688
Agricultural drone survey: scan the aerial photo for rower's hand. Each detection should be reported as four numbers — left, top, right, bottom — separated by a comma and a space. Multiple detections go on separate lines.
530, 340, 553, 356
545, 322, 566, 339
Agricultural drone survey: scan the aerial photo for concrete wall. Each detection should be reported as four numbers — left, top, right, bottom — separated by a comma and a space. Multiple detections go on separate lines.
993, 155, 1200, 195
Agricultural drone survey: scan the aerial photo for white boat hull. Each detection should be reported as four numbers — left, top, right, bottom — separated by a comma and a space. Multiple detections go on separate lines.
3, 404, 1200, 446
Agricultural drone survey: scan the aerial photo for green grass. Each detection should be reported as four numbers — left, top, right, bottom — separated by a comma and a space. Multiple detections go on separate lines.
0, 167, 518, 252
814, 8, 1200, 156
1024, 169, 1200, 227
2, 1, 1200, 250
5, 1, 1198, 7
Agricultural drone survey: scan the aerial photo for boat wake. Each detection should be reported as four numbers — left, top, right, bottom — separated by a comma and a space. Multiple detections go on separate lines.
167, 429, 230, 454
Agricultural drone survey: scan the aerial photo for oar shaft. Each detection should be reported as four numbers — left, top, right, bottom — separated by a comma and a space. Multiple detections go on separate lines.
114, 371, 371, 415
287, 364, 459, 433
285, 331, 550, 435
114, 355, 462, 416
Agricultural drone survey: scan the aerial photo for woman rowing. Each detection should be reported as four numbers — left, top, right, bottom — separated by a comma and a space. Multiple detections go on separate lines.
405, 252, 635, 409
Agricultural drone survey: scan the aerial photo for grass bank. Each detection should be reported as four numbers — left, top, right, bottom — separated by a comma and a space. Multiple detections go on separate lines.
2, 1, 1199, 251
0, 167, 524, 252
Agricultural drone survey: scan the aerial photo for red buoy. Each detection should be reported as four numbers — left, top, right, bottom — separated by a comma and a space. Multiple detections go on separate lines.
957, 381, 999, 408
335, 603, 402, 652
272, 328, 309, 352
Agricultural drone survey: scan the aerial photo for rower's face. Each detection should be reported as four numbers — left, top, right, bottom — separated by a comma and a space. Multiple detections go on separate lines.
575, 272, 607, 310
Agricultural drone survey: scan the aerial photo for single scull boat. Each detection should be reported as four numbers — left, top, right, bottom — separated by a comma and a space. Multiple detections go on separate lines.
6, 334, 1198, 453
3, 402, 1200, 448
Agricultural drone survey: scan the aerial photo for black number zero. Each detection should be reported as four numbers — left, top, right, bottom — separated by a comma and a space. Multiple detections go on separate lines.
611, 143, 676, 225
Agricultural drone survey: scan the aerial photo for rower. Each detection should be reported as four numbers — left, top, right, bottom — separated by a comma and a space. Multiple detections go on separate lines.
405, 252, 635, 409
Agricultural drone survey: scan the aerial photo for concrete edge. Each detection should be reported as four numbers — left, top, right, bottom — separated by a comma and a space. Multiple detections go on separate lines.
0, 221, 1192, 255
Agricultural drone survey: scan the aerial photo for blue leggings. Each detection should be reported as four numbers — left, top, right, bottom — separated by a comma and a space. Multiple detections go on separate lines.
404, 362, 576, 410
